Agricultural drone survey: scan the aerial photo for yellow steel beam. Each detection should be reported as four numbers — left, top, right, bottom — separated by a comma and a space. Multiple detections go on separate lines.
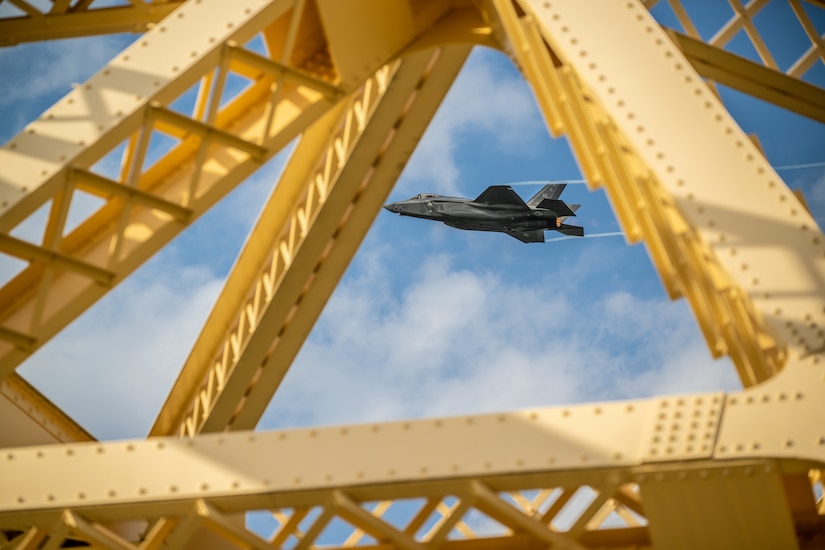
151, 42, 473, 438
669, 30, 825, 124
0, 373, 93, 446
0, 0, 347, 379
497, 0, 825, 387
1, 390, 822, 547
0, 1, 184, 46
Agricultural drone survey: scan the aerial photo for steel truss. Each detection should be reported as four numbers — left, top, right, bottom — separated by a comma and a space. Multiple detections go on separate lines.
0, 1, 185, 46
1, 395, 824, 548
1, 0, 824, 548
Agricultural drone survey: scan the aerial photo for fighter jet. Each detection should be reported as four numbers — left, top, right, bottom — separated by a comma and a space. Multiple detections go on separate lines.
383, 183, 583, 243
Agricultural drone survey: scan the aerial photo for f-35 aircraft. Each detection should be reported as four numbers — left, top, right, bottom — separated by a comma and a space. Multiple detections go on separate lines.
383, 183, 583, 243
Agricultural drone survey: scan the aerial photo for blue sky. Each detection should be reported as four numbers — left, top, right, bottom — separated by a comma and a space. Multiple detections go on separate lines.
2, 7, 824, 442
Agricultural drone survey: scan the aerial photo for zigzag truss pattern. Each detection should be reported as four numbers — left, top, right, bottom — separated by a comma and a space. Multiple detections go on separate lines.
0, 0, 824, 548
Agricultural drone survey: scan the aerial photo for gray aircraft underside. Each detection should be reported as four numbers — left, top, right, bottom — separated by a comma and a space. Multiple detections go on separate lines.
383, 183, 584, 243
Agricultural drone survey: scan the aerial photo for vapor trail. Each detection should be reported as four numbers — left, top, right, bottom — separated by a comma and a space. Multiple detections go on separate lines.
545, 231, 624, 243
505, 180, 587, 186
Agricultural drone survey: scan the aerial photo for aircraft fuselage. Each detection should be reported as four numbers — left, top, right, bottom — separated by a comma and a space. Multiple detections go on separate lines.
383, 197, 561, 232
383, 184, 584, 243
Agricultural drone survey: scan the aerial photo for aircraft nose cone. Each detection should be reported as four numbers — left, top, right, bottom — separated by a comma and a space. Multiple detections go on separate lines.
383, 203, 398, 213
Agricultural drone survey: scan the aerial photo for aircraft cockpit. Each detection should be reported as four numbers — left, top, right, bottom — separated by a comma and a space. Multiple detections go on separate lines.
412, 193, 439, 200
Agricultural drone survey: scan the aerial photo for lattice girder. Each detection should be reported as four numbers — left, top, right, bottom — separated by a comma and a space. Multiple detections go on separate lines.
496, 0, 825, 387
0, 0, 465, 381
1, 391, 822, 548
1, 0, 824, 547
150, 40, 478, 437
0, 0, 185, 46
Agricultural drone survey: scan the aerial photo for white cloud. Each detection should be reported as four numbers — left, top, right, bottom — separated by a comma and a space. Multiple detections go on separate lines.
7, 43, 741, 445
262, 254, 740, 430
400, 50, 546, 196
20, 263, 223, 440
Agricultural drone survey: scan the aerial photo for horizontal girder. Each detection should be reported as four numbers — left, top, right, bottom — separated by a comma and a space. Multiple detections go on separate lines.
1, 0, 825, 546
1, 387, 823, 548
0, 1, 185, 46
151, 38, 476, 438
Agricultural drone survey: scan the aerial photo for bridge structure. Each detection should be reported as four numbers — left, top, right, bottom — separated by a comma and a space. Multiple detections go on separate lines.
0, 0, 824, 548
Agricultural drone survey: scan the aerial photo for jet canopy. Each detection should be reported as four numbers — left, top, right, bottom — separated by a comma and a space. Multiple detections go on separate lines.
412, 193, 440, 200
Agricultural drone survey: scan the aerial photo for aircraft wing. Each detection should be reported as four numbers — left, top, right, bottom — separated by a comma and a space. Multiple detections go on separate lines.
507, 229, 546, 243
526, 183, 566, 207
473, 186, 528, 209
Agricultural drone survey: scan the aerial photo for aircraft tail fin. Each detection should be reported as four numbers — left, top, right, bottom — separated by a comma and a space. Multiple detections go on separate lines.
558, 224, 584, 237
527, 183, 566, 206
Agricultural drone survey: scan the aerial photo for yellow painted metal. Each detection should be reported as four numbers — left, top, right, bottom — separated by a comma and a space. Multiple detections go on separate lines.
0, 373, 93, 447
500, 0, 825, 387
0, 0, 345, 379
668, 30, 825, 124
0, 391, 821, 547
1, 0, 825, 547
0, 1, 184, 46
152, 45, 471, 438
639, 462, 798, 549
